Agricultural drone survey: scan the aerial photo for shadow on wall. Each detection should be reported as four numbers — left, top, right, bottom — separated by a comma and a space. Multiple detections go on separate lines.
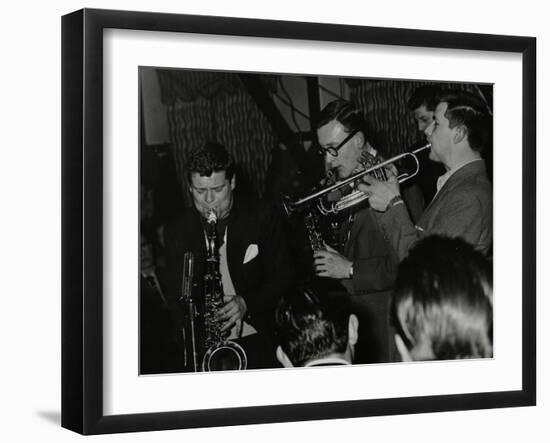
36, 410, 61, 426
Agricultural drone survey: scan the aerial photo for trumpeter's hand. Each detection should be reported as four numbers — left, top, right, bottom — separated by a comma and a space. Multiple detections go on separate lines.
359, 170, 400, 212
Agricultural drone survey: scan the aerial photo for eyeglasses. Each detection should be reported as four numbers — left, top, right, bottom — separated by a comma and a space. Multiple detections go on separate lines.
316, 130, 358, 157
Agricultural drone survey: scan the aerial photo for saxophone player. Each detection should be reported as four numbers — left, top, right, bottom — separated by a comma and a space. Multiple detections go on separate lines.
162, 142, 294, 371
312, 99, 424, 364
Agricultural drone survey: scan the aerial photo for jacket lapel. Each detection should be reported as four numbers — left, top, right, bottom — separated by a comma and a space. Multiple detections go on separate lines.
226, 198, 247, 293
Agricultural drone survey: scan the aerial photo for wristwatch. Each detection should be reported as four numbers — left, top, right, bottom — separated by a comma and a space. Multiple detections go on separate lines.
349, 263, 354, 278
386, 195, 404, 211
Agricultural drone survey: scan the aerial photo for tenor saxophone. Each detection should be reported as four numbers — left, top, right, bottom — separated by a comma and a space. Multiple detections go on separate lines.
201, 209, 247, 371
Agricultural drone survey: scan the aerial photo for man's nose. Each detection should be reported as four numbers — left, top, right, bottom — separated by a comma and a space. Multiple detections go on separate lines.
325, 153, 334, 169
205, 190, 215, 204
424, 121, 435, 138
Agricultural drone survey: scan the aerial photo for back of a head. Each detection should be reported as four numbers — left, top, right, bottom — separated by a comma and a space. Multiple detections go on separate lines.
440, 91, 492, 154
316, 99, 366, 135
407, 85, 443, 112
392, 235, 493, 360
186, 141, 234, 182
275, 289, 351, 367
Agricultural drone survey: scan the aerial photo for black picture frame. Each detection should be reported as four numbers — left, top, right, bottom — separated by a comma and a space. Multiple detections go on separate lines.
61, 8, 536, 435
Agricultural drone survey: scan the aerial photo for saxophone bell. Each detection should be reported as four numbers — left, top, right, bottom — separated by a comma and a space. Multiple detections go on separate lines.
202, 341, 247, 371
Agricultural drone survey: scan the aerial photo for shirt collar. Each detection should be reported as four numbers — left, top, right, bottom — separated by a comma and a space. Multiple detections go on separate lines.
304, 357, 351, 367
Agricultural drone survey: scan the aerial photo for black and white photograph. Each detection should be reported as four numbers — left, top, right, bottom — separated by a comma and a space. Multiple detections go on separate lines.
139, 68, 494, 374
56, 5, 538, 437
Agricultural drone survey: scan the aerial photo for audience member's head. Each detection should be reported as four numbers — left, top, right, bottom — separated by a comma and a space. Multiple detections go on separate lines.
392, 235, 493, 361
275, 289, 359, 367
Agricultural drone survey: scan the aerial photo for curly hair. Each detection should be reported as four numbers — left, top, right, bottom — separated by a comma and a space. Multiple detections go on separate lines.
275, 289, 351, 366
186, 142, 234, 181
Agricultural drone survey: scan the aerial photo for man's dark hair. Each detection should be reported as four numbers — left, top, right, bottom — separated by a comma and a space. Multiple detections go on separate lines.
316, 99, 367, 136
407, 85, 443, 112
275, 289, 351, 366
186, 142, 235, 182
440, 91, 492, 154
391, 235, 493, 360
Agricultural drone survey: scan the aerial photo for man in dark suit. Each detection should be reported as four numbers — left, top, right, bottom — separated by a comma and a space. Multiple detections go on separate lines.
360, 91, 492, 259
275, 289, 358, 367
162, 142, 293, 371
311, 99, 405, 364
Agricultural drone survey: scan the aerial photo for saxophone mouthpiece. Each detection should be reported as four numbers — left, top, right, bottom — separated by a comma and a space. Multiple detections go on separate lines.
207, 209, 217, 225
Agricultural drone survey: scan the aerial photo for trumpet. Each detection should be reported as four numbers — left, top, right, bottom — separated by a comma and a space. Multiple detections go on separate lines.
283, 144, 431, 215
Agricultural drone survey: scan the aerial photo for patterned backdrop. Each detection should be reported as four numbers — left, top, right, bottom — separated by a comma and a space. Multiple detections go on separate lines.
156, 69, 489, 199
157, 70, 278, 199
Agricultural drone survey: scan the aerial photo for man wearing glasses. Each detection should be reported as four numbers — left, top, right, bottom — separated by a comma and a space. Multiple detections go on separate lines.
312, 99, 403, 363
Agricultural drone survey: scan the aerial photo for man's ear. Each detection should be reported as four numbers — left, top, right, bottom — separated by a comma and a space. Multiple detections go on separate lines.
276, 346, 294, 368
230, 175, 236, 190
348, 314, 359, 346
452, 124, 468, 145
394, 333, 413, 362
355, 131, 364, 147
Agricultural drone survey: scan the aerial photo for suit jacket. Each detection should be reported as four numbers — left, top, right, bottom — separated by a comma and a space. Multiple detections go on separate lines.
340, 206, 399, 295
162, 194, 293, 334
377, 160, 492, 260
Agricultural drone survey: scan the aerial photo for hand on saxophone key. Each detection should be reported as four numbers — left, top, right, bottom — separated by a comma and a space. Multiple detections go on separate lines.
359, 169, 400, 212
219, 294, 247, 332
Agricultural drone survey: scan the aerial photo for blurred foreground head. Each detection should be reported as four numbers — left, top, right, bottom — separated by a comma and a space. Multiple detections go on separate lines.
392, 235, 493, 361
275, 289, 358, 367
